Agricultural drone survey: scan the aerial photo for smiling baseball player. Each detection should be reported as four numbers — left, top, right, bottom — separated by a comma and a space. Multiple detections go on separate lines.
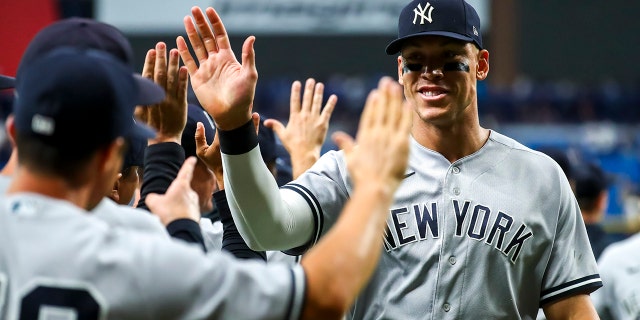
179, 1, 602, 319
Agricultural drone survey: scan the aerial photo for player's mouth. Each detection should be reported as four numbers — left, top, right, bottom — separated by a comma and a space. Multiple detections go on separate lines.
417, 86, 447, 100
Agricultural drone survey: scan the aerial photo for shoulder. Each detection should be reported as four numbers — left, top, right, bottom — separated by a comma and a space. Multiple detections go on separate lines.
488, 130, 566, 176
599, 233, 640, 266
92, 198, 167, 235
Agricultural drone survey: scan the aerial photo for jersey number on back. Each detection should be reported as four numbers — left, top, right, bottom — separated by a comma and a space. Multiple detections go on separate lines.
0, 274, 104, 320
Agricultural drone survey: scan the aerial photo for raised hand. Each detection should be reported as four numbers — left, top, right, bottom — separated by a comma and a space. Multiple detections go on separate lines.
332, 77, 412, 193
195, 113, 260, 190
177, 6, 257, 131
146, 157, 201, 225
135, 42, 189, 144
264, 78, 337, 179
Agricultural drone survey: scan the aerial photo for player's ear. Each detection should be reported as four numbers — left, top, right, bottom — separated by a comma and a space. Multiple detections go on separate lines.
5, 114, 16, 147
476, 49, 489, 81
397, 56, 405, 85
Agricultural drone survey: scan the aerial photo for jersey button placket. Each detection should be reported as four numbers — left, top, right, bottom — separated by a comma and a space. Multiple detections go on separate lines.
453, 187, 460, 196
443, 303, 451, 312
452, 166, 460, 174
448, 256, 457, 265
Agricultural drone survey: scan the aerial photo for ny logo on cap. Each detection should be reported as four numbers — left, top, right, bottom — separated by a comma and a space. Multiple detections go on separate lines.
413, 2, 434, 25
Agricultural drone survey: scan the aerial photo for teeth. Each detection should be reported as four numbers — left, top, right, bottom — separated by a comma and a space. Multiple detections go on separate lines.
420, 91, 443, 96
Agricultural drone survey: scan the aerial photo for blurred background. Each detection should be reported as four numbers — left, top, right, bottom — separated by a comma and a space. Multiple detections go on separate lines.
1, 0, 640, 235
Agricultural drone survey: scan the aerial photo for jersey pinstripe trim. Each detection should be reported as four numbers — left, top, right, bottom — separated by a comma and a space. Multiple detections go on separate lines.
280, 183, 323, 254
539, 274, 603, 306
285, 265, 306, 320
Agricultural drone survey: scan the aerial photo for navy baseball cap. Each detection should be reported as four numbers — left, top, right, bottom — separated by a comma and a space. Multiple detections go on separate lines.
181, 104, 216, 158
386, 0, 483, 55
14, 47, 154, 152
0, 75, 15, 89
17, 18, 164, 105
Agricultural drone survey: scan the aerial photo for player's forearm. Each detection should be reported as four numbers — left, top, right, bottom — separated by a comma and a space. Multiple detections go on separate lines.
219, 120, 314, 250
300, 184, 394, 319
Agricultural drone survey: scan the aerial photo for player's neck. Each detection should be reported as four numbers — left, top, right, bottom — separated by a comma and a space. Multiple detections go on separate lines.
7, 166, 93, 210
412, 122, 490, 163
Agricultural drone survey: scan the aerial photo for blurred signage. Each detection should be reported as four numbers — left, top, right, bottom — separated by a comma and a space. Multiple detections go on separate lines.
97, 0, 488, 35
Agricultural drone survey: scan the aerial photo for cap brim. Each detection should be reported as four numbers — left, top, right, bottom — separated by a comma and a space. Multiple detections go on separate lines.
130, 120, 156, 140
385, 31, 475, 55
0, 75, 15, 89
134, 74, 165, 105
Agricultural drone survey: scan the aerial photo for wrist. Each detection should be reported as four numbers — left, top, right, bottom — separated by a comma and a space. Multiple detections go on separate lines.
148, 135, 181, 145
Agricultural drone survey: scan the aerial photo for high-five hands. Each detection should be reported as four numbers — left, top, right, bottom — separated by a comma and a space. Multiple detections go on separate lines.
177, 6, 257, 131
136, 42, 189, 145
332, 77, 412, 193
264, 79, 337, 179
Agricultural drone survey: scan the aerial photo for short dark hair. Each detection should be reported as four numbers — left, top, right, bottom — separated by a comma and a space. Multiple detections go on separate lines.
15, 132, 111, 188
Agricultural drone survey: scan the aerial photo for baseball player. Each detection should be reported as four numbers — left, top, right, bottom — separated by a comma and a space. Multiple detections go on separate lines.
179, 1, 602, 319
0, 40, 412, 319
591, 230, 640, 319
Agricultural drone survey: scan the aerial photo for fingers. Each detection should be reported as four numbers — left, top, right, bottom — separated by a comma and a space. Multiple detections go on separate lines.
241, 36, 257, 77
320, 94, 338, 122
289, 80, 301, 114
358, 89, 379, 138
205, 7, 231, 50
166, 48, 180, 94
142, 49, 156, 80
252, 112, 260, 135
263, 118, 285, 137
176, 66, 189, 105
332, 131, 355, 154
310, 81, 325, 115
176, 157, 198, 184
301, 78, 316, 113
176, 36, 198, 76
154, 42, 168, 88
183, 14, 208, 63
194, 122, 209, 159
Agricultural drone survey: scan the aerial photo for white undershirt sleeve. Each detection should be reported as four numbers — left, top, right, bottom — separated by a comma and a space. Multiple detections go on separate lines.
222, 146, 316, 251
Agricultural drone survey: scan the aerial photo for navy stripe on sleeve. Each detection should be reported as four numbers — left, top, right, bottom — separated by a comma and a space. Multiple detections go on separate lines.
280, 183, 323, 256
539, 274, 603, 306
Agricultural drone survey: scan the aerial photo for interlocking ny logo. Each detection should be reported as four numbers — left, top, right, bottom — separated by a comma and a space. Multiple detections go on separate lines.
413, 2, 434, 25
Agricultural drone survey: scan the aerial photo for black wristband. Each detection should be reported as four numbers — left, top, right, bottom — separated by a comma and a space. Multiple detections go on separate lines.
218, 119, 258, 155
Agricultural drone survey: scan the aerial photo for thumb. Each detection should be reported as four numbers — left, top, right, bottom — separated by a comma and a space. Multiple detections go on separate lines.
252, 112, 260, 135
194, 122, 209, 158
242, 36, 257, 73
332, 131, 355, 154
264, 119, 285, 137
145, 193, 160, 212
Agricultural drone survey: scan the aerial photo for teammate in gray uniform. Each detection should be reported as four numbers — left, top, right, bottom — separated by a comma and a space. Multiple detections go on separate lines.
1, 34, 413, 319
178, 2, 602, 319
591, 230, 640, 319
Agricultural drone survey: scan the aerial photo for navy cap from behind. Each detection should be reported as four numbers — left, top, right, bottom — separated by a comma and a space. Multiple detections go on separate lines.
386, 0, 482, 55
14, 47, 153, 153
0, 75, 15, 89
182, 104, 216, 158
17, 18, 164, 105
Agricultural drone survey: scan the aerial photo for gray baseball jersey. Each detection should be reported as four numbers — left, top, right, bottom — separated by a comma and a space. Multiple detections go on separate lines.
0, 193, 305, 319
227, 130, 601, 319
0, 175, 169, 238
591, 233, 640, 320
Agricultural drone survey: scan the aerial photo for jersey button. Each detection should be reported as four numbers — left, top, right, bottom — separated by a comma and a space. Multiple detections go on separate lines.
453, 187, 460, 195
448, 256, 457, 265
452, 166, 460, 174
443, 303, 451, 312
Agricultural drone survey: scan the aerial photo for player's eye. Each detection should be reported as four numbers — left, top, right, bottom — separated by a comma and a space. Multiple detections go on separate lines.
405, 63, 423, 72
